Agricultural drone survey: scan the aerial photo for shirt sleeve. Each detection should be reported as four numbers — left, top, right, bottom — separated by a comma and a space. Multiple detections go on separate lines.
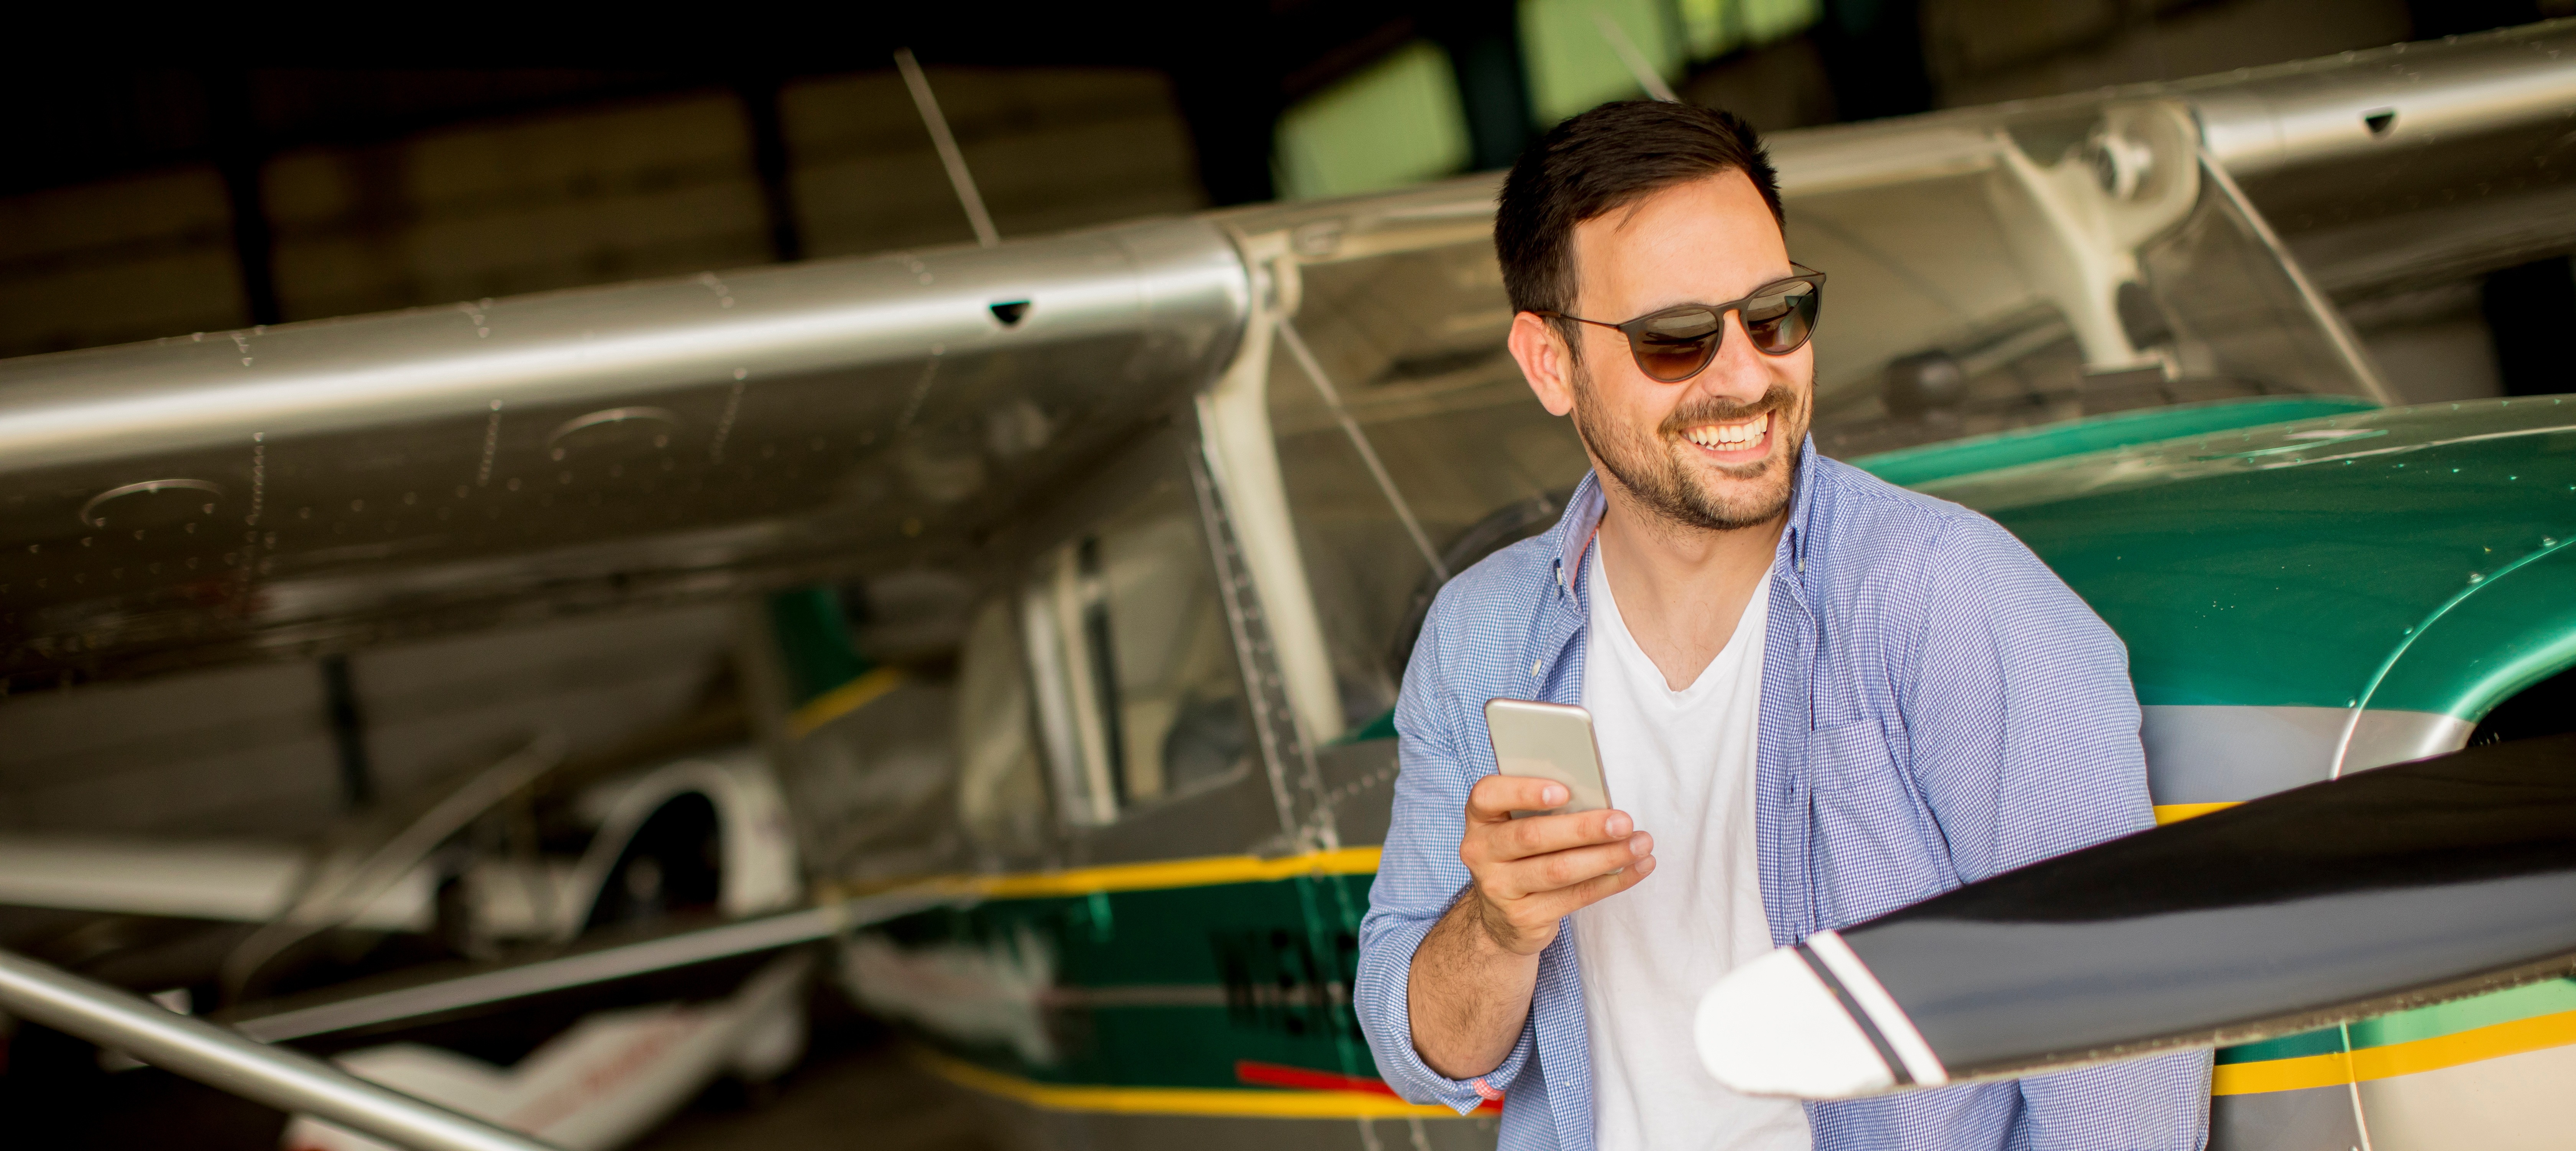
1903, 514, 2155, 882
1902, 515, 2208, 1148
1353, 603, 1538, 1113
2014, 1051, 2214, 1151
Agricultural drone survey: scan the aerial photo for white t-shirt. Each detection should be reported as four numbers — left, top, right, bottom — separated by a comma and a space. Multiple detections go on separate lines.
1573, 544, 1811, 1151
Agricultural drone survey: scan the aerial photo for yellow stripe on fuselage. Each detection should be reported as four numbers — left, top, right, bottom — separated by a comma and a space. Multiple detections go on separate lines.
789, 666, 908, 738
816, 846, 1385, 904
956, 845, 1385, 898
2214, 1009, 2576, 1095
907, 1046, 1466, 1119
2152, 802, 2238, 824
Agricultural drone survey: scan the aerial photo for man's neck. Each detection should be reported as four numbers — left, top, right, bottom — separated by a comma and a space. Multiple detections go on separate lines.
1590, 478, 1787, 692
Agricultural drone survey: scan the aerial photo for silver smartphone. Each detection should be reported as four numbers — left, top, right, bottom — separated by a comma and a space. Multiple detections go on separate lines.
1483, 698, 1612, 818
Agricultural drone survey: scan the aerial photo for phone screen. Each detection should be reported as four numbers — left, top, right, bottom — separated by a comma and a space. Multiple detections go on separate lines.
1484, 698, 1612, 817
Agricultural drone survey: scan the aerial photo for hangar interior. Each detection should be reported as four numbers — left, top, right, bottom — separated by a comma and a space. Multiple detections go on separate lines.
3, 2, 2573, 1149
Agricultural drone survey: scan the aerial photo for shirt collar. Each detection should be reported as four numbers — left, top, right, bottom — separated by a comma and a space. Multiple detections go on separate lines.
1553, 473, 1605, 590
1778, 432, 1822, 584
1546, 434, 1825, 595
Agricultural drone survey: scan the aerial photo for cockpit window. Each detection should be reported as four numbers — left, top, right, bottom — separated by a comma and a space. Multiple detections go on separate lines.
1263, 241, 1588, 727
1020, 475, 1254, 824
955, 596, 1045, 857
1794, 111, 2380, 459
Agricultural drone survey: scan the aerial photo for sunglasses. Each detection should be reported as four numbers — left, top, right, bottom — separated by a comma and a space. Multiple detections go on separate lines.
1535, 264, 1826, 383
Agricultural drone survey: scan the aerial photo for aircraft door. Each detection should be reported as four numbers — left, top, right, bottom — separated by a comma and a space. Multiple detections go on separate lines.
1014, 429, 1280, 865
954, 594, 1051, 866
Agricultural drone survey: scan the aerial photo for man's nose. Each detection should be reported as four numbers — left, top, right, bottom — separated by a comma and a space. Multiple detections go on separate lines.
1688, 310, 1776, 400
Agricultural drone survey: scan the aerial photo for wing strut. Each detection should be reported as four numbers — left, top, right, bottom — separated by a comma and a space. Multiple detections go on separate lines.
0, 946, 560, 1151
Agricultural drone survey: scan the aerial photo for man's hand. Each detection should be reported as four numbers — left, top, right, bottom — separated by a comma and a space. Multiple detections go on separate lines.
1460, 774, 1655, 953
1408, 774, 1653, 1079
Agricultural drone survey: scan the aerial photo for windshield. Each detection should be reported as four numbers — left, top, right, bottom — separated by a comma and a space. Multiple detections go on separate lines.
1253, 232, 1585, 725
1220, 97, 2382, 726
1789, 104, 2382, 459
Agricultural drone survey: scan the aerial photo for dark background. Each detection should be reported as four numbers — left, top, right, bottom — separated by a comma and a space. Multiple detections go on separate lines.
3, 0, 2562, 388
2, 4, 2570, 1148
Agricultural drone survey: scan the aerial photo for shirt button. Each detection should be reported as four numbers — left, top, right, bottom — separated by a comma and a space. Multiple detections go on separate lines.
1530, 659, 1543, 677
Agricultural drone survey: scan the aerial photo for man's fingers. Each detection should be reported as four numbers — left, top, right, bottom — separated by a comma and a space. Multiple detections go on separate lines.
1520, 836, 1652, 894
1517, 853, 1656, 922
1502, 809, 1635, 859
1482, 834, 1652, 901
1465, 774, 1572, 821
1464, 805, 1636, 866
1568, 854, 1655, 905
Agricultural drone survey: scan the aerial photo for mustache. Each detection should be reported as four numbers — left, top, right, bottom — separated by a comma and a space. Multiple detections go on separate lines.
1658, 383, 1800, 439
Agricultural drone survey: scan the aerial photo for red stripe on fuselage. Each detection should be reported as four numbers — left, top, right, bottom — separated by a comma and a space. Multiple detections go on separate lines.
1233, 1060, 1503, 1112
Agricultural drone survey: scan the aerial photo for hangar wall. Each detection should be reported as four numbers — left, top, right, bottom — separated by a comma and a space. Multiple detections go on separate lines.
0, 67, 1204, 362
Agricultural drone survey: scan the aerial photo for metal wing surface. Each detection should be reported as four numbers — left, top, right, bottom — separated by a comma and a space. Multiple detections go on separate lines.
0, 221, 1247, 683
1, 26, 2568, 693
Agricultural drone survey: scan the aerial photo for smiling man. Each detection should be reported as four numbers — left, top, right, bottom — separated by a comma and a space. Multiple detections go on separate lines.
1352, 102, 2210, 1150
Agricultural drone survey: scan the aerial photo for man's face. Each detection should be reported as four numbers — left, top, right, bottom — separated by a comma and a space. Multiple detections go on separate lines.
1515, 170, 1812, 533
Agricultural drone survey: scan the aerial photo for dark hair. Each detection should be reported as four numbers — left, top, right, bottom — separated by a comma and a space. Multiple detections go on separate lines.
1495, 101, 1783, 328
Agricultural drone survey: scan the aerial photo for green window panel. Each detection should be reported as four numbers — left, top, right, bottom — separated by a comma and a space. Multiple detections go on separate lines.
1521, 0, 1684, 123
1740, 0, 1823, 49
1274, 41, 1474, 201
767, 586, 871, 705
1677, 0, 1823, 60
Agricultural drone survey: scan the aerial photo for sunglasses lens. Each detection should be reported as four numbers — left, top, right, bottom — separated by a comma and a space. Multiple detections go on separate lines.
1630, 308, 1723, 381
1742, 282, 1819, 354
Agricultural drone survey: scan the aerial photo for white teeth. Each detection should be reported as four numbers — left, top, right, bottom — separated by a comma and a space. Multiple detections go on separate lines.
1686, 412, 1768, 449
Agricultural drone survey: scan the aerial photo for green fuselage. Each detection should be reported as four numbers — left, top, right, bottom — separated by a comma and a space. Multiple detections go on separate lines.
1910, 396, 2576, 718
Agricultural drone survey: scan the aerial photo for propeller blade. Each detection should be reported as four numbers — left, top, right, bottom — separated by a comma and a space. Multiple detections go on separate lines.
1695, 733, 2576, 1097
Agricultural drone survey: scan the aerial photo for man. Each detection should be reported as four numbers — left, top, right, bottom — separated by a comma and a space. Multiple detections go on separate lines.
1352, 101, 2210, 1150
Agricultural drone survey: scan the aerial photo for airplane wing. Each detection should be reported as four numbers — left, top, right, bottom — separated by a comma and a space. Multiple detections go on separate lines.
0, 219, 1247, 684
2, 27, 2569, 694
1693, 733, 2576, 1098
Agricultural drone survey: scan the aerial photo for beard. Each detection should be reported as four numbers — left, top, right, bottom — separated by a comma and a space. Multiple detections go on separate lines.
1569, 360, 1805, 533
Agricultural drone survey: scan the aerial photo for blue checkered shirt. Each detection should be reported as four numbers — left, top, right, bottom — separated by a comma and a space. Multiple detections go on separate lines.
1355, 437, 2211, 1150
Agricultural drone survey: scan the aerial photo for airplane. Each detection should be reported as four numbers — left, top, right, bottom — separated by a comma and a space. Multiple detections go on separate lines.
0, 18, 2572, 1151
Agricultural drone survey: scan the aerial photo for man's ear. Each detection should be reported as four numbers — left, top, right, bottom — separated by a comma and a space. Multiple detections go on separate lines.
1509, 312, 1578, 418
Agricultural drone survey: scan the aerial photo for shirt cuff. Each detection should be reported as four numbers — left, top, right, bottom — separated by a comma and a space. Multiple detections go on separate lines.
1355, 909, 1538, 1114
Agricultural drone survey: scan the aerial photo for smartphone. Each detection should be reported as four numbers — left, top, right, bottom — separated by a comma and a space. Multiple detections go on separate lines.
1483, 698, 1612, 818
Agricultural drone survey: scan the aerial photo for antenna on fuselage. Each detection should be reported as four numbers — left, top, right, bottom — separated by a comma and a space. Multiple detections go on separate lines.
894, 47, 1001, 248
1592, 9, 1680, 103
